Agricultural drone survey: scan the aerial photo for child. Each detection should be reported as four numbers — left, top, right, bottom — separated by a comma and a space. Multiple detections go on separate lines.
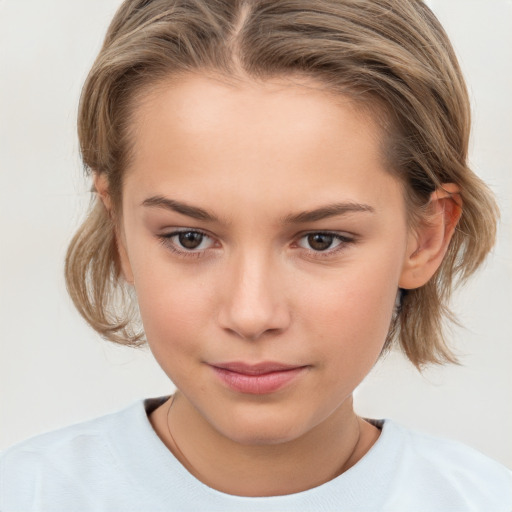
1, 0, 511, 510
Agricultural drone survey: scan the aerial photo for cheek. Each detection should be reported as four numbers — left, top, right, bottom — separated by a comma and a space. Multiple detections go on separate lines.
298, 254, 402, 363
131, 256, 215, 361
136, 282, 212, 391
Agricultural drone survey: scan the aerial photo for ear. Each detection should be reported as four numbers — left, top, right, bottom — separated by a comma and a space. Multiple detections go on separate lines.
93, 172, 113, 213
93, 172, 135, 285
399, 183, 462, 290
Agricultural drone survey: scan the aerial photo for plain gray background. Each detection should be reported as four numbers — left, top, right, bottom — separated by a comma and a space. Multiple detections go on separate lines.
1, 0, 511, 467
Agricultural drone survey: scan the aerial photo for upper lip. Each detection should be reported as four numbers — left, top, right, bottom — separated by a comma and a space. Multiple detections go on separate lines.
210, 361, 307, 375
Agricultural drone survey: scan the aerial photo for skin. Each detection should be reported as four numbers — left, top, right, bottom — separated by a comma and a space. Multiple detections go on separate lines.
95, 72, 460, 497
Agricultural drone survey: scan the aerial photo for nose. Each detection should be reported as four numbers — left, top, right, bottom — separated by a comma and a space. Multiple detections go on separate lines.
217, 251, 291, 341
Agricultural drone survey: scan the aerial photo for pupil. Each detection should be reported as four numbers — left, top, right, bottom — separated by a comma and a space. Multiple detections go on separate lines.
179, 232, 203, 249
308, 233, 333, 251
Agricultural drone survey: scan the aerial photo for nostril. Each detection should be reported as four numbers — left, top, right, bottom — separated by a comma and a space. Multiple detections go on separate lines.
222, 317, 280, 341
218, 302, 291, 341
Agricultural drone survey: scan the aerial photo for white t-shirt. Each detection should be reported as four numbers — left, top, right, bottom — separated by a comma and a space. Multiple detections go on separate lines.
1, 396, 511, 511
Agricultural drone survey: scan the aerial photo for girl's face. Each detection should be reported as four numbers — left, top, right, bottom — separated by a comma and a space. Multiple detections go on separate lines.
117, 73, 415, 445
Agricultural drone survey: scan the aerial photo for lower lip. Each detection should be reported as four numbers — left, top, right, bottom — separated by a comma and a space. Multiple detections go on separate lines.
211, 366, 308, 394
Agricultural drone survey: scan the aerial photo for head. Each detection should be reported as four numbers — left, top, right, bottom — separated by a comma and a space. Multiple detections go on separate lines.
66, 0, 498, 383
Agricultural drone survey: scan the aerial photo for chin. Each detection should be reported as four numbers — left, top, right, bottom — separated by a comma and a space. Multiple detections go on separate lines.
210, 403, 314, 447
223, 423, 303, 446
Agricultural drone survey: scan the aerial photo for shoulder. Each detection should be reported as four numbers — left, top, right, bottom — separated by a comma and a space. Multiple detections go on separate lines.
393, 420, 510, 477
1, 404, 119, 467
380, 420, 512, 510
0, 400, 146, 511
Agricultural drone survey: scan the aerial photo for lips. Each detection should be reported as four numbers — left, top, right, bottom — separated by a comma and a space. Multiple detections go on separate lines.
209, 361, 309, 394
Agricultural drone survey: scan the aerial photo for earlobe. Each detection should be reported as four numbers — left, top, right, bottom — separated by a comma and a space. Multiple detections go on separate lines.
93, 172, 113, 213
93, 172, 135, 285
399, 184, 462, 290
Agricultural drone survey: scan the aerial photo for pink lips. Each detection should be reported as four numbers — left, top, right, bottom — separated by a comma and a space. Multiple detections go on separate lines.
210, 362, 308, 394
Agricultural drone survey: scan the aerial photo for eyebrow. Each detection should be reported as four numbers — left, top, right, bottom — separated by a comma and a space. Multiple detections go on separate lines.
142, 196, 219, 222
282, 202, 375, 223
142, 196, 375, 224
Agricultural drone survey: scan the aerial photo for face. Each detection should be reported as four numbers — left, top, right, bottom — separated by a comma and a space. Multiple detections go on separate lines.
117, 73, 414, 445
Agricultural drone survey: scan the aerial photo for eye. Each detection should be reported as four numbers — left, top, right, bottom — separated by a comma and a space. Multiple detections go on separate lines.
303, 233, 337, 251
296, 232, 353, 253
176, 231, 207, 250
158, 229, 216, 255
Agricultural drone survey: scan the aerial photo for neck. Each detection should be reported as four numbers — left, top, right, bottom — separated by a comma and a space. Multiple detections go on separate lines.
149, 392, 379, 497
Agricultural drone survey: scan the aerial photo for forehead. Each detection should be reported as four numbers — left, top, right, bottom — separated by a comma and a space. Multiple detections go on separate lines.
131, 72, 381, 150
123, 73, 403, 217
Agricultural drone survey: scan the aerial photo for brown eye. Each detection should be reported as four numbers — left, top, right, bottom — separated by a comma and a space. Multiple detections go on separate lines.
178, 231, 204, 249
296, 232, 353, 256
159, 229, 216, 257
307, 233, 335, 251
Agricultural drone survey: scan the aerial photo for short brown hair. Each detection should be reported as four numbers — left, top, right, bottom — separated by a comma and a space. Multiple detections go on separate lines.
65, 0, 499, 369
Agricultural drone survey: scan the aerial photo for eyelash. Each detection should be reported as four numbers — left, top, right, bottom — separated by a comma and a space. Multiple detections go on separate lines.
157, 230, 356, 260
294, 232, 355, 260
157, 229, 214, 259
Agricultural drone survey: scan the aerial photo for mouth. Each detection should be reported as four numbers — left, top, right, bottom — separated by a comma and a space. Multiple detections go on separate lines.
208, 361, 310, 394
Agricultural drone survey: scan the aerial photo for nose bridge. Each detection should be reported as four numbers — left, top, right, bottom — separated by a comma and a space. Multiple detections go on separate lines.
219, 245, 289, 340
